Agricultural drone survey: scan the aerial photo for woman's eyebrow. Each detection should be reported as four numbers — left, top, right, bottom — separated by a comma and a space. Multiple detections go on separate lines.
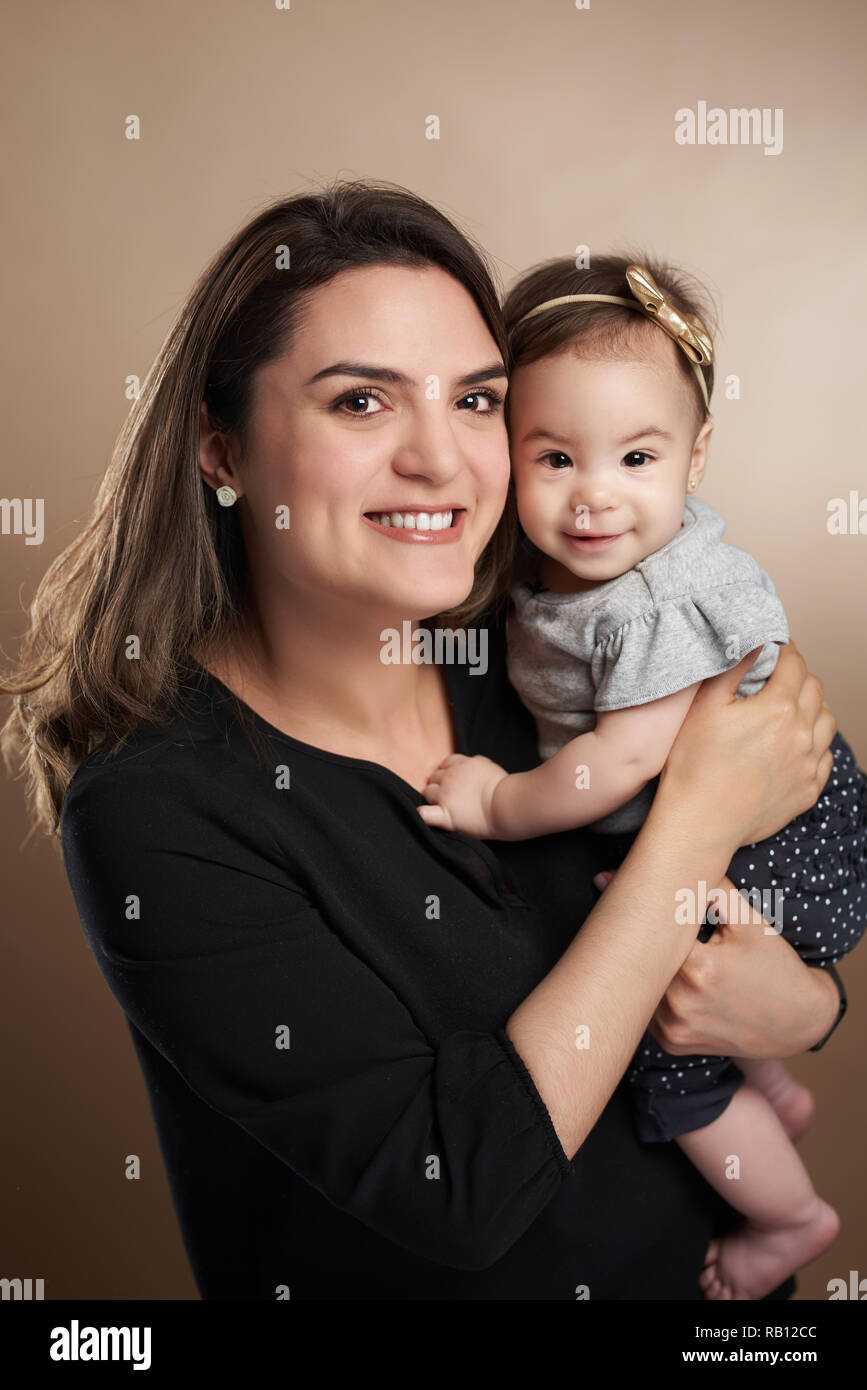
305, 361, 507, 388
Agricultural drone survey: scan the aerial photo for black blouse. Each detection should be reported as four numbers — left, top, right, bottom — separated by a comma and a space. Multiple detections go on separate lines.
59, 603, 794, 1300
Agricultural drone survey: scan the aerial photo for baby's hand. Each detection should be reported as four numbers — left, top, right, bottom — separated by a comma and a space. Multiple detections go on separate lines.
418, 753, 510, 838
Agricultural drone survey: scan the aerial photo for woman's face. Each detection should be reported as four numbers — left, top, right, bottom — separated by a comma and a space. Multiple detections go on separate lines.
225, 263, 511, 625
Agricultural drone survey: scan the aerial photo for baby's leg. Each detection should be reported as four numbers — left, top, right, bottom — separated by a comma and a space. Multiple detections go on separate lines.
675, 1083, 839, 1300
737, 1057, 815, 1141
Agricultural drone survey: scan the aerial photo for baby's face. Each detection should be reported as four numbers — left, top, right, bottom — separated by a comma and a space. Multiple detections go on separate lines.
508, 329, 707, 592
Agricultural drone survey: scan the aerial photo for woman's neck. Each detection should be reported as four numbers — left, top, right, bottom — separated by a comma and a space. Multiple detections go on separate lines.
193, 594, 459, 784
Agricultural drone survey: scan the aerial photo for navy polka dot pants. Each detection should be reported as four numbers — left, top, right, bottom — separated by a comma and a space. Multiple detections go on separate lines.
598, 732, 867, 1144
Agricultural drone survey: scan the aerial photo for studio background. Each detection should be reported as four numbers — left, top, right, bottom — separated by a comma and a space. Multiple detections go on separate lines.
2, 0, 864, 1299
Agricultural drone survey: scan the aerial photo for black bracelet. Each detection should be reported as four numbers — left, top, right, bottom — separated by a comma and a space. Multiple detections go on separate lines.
808, 961, 847, 1052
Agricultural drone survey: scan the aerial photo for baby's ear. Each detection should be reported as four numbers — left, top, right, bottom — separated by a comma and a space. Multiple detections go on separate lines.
694, 417, 713, 455
688, 418, 713, 486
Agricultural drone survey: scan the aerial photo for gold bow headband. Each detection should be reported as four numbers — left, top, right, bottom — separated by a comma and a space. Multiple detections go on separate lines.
514, 264, 713, 413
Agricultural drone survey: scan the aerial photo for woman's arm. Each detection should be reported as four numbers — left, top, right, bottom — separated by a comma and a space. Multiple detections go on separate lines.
505, 642, 835, 1160
592, 870, 842, 1057
647, 879, 842, 1058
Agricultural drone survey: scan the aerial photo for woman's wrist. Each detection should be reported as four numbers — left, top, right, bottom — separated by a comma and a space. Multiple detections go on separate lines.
640, 772, 736, 888
806, 964, 844, 1050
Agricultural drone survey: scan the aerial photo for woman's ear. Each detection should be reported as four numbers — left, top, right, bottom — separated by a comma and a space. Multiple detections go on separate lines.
198, 400, 243, 499
687, 418, 713, 490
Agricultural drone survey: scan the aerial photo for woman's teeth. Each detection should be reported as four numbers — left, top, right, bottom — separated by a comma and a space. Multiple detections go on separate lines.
368, 510, 454, 530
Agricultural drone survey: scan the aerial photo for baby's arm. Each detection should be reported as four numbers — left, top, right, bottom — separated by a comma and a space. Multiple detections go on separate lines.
419, 682, 702, 840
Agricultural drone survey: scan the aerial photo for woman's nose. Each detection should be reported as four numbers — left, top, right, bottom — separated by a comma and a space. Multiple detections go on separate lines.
390, 401, 466, 482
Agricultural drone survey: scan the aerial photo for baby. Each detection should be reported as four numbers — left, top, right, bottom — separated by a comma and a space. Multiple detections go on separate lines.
418, 254, 867, 1300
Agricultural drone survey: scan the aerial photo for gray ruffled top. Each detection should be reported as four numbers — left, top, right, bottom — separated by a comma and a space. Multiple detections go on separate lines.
507, 495, 790, 832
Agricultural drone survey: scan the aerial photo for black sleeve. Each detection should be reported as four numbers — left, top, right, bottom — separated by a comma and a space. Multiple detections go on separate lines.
60, 763, 574, 1274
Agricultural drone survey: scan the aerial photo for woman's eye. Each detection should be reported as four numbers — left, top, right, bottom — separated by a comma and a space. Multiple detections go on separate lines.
541, 452, 572, 469
335, 387, 504, 417
334, 389, 387, 416
456, 389, 504, 413
623, 451, 653, 468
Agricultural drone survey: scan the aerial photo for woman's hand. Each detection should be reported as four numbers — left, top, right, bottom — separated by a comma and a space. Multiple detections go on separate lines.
592, 870, 839, 1057
654, 642, 837, 855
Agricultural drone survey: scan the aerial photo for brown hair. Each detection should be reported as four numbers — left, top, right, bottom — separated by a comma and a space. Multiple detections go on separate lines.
503, 250, 719, 433
0, 179, 518, 843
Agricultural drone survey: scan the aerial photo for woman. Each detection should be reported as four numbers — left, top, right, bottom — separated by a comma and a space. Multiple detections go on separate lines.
1, 180, 842, 1300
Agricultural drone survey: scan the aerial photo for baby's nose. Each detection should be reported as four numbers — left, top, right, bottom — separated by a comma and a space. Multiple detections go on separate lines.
570, 497, 614, 527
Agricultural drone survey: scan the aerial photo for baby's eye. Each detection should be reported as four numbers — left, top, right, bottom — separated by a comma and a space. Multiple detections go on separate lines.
540, 452, 572, 469
623, 451, 653, 468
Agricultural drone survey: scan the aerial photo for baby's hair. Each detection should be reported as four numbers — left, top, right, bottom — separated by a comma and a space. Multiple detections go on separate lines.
503, 251, 720, 435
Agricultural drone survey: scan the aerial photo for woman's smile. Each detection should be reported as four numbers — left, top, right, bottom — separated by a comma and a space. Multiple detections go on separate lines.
362, 506, 467, 543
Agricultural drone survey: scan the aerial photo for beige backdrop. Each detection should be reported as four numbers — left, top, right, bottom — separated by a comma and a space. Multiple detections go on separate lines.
2, 0, 865, 1299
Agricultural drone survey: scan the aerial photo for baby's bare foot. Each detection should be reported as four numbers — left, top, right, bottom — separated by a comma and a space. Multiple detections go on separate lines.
699, 1199, 839, 1300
